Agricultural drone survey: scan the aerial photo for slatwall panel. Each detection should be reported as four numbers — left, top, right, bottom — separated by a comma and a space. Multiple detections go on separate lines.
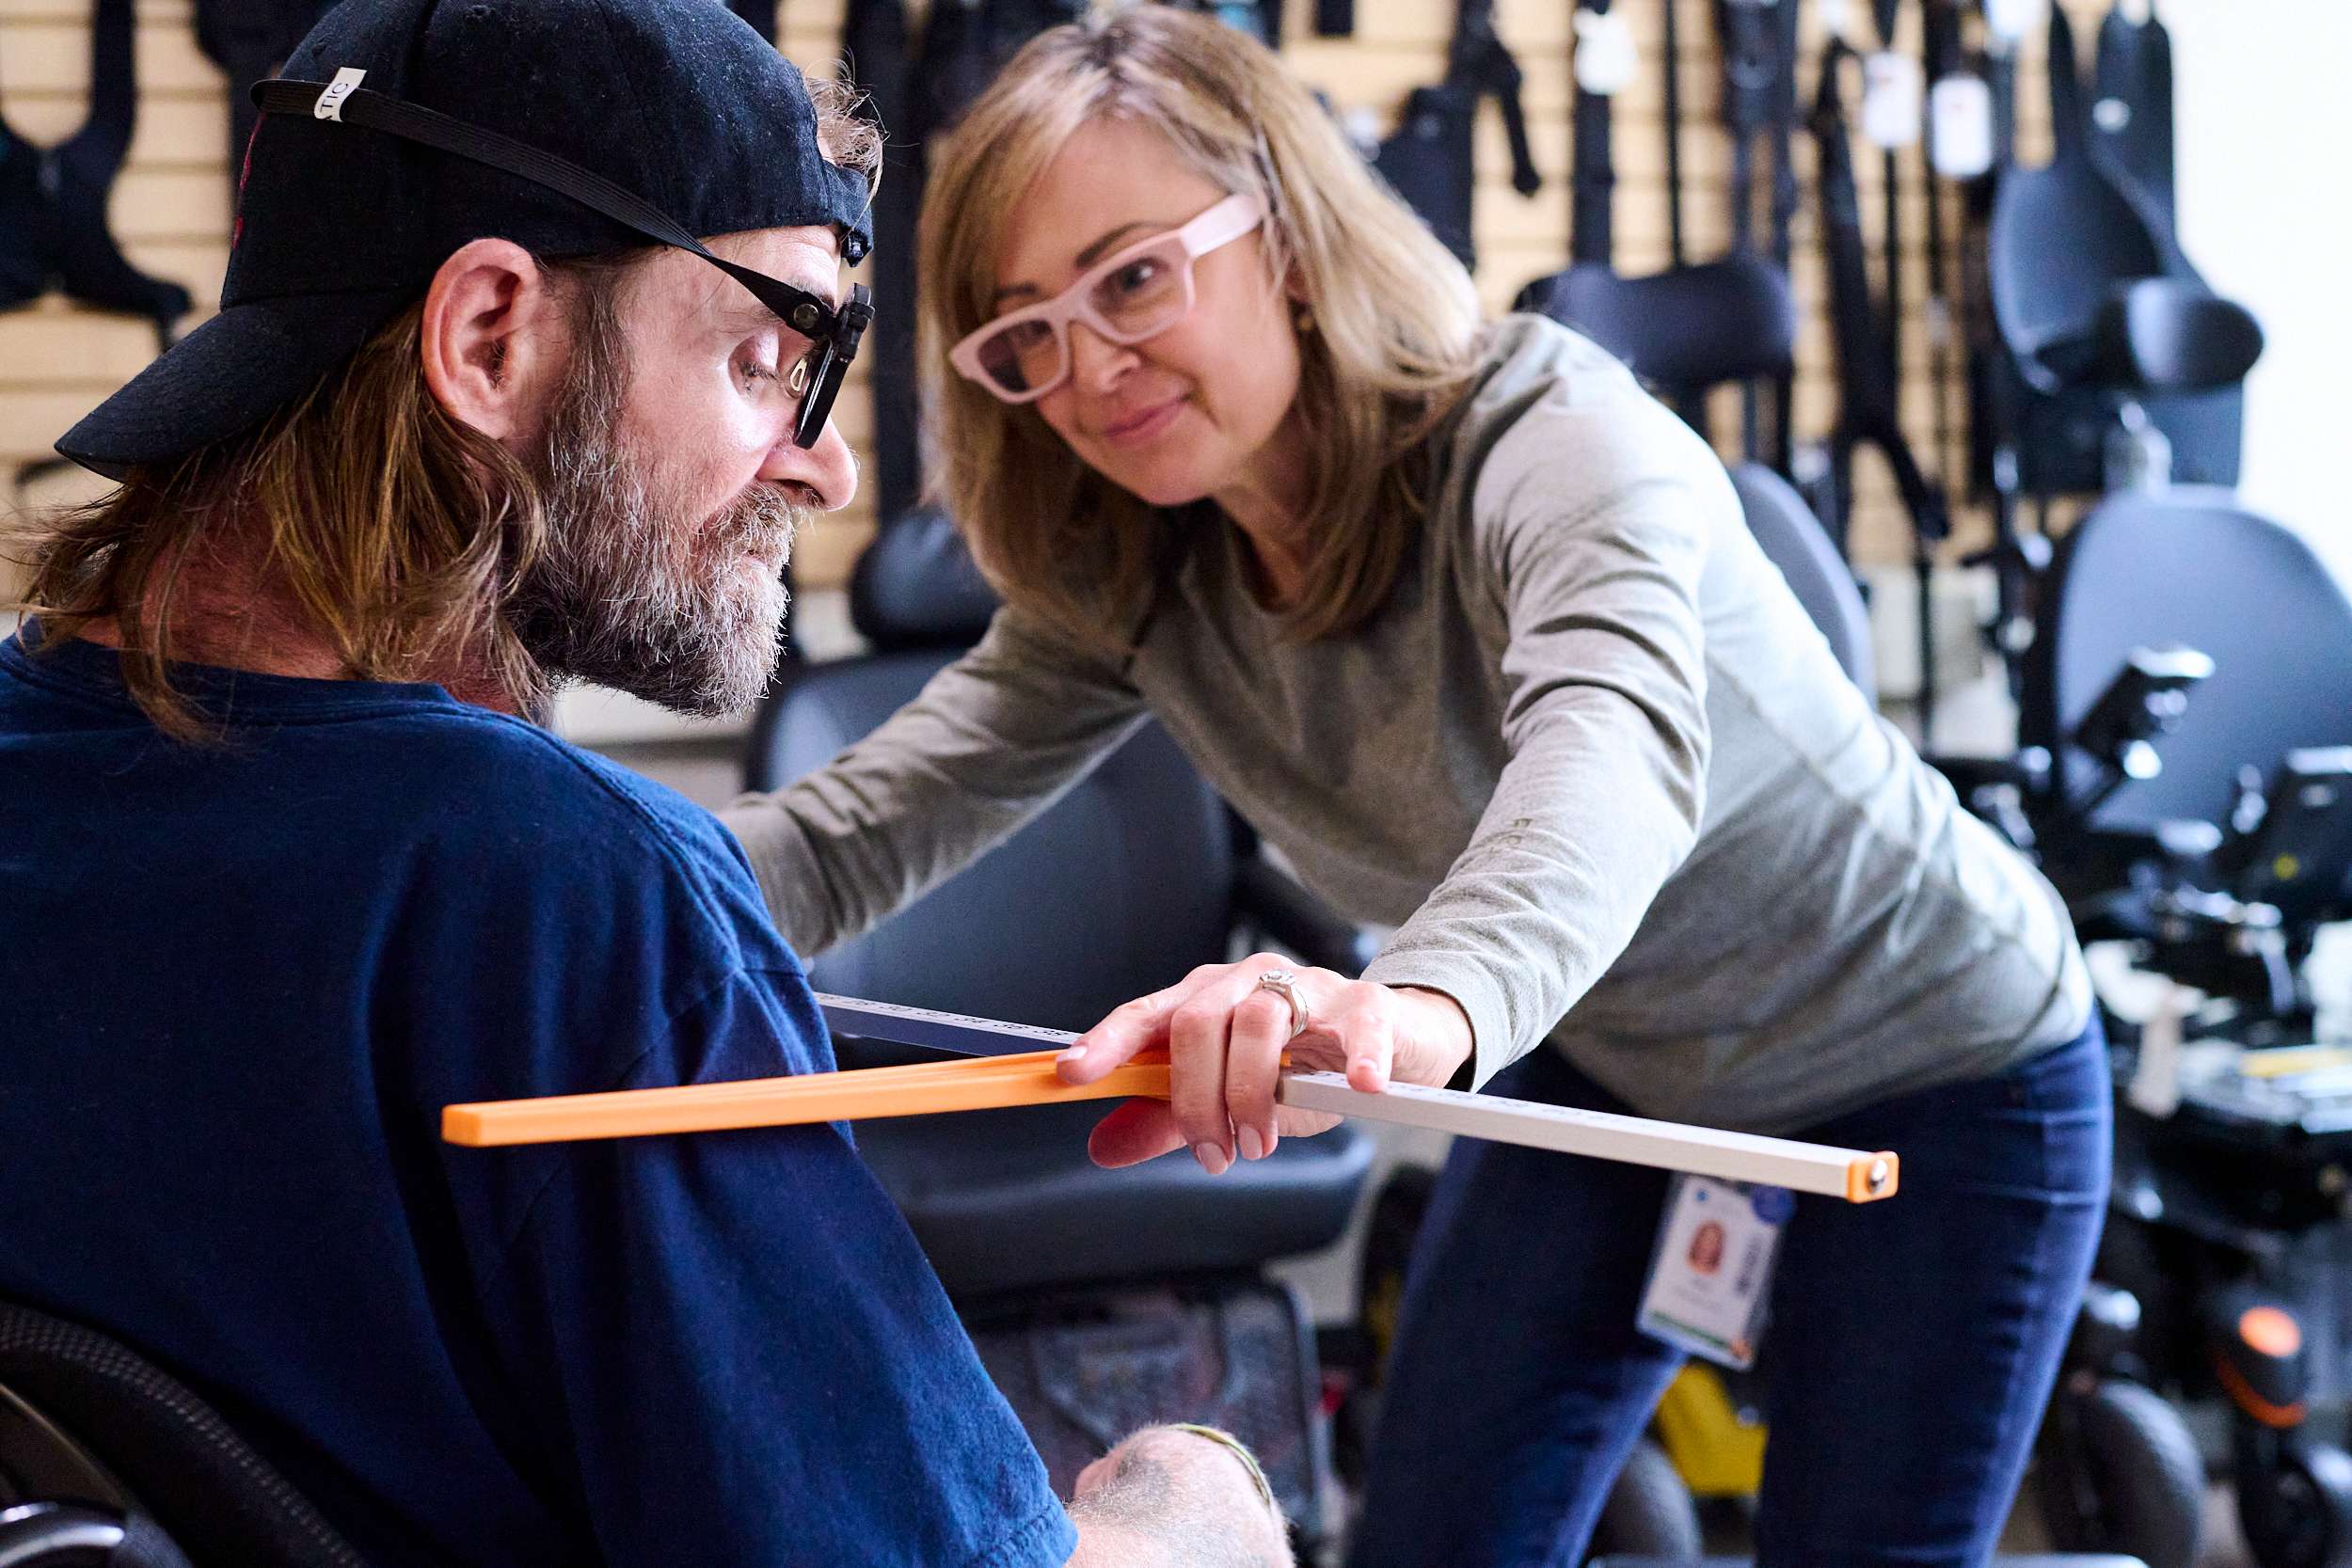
0, 0, 2096, 598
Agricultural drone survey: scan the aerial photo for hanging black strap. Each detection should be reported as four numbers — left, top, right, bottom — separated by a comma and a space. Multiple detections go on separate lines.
1814, 34, 1951, 732
1661, 0, 1686, 265
1713, 0, 1785, 460
1716, 0, 1782, 254
1570, 0, 1615, 266
1810, 39, 1949, 551
1870, 0, 1907, 388
1447, 0, 1541, 198
1374, 0, 1535, 273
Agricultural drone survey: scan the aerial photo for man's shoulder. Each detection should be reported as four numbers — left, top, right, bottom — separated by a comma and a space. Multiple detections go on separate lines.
368, 705, 776, 958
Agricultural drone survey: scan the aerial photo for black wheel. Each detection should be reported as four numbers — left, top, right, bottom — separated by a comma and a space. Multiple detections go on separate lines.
2035, 1376, 2204, 1568
2240, 1439, 2352, 1568
1587, 1437, 1703, 1560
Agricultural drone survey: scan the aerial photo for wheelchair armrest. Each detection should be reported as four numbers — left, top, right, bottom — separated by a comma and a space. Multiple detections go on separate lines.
1232, 858, 1380, 977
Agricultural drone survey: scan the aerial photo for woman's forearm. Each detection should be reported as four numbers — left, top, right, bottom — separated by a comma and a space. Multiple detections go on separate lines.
723, 613, 1149, 956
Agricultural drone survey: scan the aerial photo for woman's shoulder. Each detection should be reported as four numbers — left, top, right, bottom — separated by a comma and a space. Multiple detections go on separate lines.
1433, 315, 1733, 525
1452, 313, 1650, 422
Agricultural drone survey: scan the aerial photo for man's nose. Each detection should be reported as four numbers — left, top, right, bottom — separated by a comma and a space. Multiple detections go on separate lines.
763, 417, 857, 513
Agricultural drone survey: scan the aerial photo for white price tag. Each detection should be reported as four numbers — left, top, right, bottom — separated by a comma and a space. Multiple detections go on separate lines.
1862, 52, 1925, 150
1637, 1175, 1794, 1369
1930, 71, 1994, 178
1573, 8, 1638, 98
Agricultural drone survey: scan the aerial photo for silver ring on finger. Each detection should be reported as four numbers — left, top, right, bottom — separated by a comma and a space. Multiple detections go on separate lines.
1254, 968, 1310, 1041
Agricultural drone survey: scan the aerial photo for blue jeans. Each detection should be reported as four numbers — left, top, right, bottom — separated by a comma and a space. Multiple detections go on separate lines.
1348, 1019, 2111, 1568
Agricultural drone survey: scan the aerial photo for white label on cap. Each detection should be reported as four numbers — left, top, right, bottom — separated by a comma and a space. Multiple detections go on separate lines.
1931, 72, 1994, 177
1862, 52, 1924, 149
1574, 9, 1637, 98
316, 67, 367, 122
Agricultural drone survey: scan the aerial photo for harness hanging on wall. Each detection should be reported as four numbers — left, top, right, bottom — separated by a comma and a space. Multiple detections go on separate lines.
1371, 0, 1540, 272
0, 0, 192, 337
1516, 0, 1795, 439
1810, 29, 1953, 736
3, 0, 195, 497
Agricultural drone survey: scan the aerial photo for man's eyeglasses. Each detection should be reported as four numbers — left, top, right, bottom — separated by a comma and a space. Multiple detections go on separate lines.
948, 193, 1264, 404
259, 71, 873, 448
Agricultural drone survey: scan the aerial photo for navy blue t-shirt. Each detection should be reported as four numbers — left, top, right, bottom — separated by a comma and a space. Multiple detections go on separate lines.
0, 629, 1075, 1568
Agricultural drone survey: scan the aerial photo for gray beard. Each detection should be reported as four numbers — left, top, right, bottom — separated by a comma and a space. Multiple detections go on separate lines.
510, 346, 803, 719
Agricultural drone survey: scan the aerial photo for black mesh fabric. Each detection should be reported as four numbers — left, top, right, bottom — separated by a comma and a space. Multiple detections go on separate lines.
0, 1305, 361, 1568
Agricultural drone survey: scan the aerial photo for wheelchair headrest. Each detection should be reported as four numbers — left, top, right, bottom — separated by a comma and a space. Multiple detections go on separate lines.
2020, 278, 2264, 397
1520, 254, 1797, 393
847, 505, 1000, 652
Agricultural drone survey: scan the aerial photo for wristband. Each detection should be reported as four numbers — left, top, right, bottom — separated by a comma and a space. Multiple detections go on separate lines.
1166, 1422, 1282, 1520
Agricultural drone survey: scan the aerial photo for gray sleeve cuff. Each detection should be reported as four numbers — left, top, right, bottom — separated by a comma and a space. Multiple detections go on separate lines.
1360, 952, 1526, 1093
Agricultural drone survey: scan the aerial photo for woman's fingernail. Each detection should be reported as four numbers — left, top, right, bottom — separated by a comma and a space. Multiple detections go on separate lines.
1058, 1045, 1088, 1068
1237, 1126, 1265, 1162
1194, 1142, 1230, 1176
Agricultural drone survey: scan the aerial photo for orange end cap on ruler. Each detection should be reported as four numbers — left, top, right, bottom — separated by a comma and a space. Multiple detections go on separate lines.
1846, 1151, 1900, 1204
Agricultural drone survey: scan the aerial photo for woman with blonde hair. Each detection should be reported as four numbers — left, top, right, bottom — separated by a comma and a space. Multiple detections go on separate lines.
725, 9, 2106, 1563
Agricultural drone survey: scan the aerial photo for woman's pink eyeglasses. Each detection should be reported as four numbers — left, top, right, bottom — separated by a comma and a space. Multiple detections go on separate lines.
949, 193, 1266, 404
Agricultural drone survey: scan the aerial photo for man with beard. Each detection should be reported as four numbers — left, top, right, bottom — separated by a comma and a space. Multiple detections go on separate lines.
0, 3, 1289, 1565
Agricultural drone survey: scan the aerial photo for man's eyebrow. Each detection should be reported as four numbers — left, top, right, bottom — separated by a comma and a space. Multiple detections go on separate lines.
991, 219, 1156, 307
712, 275, 839, 335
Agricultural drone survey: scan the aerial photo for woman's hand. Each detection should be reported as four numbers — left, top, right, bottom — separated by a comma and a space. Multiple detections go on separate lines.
1056, 955, 1474, 1172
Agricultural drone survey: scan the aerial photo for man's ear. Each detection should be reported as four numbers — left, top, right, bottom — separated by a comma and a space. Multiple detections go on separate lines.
420, 238, 568, 445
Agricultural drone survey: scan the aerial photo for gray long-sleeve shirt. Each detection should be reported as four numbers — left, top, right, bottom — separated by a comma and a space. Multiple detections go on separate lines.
724, 316, 2090, 1135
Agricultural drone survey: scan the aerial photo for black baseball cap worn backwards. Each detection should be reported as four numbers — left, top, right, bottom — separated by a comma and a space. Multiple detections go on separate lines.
59, 0, 875, 480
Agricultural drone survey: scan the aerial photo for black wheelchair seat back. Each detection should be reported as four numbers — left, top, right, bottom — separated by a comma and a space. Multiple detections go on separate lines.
2028, 489, 2352, 835
1725, 462, 1876, 704
746, 508, 1370, 1299
0, 1301, 358, 1568
1519, 253, 1798, 394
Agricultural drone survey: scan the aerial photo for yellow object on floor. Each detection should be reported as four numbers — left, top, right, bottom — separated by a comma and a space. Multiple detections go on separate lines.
1653, 1364, 1768, 1498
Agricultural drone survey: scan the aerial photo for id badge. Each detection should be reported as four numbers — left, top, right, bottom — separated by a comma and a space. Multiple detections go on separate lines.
1637, 1175, 1794, 1369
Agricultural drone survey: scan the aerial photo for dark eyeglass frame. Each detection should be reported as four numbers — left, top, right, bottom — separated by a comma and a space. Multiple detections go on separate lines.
256, 71, 874, 448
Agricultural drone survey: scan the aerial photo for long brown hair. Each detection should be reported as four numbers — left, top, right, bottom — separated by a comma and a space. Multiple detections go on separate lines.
917, 7, 1486, 656
7, 72, 881, 742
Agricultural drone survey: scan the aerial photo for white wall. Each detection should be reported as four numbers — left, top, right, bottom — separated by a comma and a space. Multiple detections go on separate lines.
2167, 0, 2352, 579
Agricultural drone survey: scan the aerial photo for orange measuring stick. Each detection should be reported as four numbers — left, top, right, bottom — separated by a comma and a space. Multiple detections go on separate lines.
442, 1049, 1172, 1148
